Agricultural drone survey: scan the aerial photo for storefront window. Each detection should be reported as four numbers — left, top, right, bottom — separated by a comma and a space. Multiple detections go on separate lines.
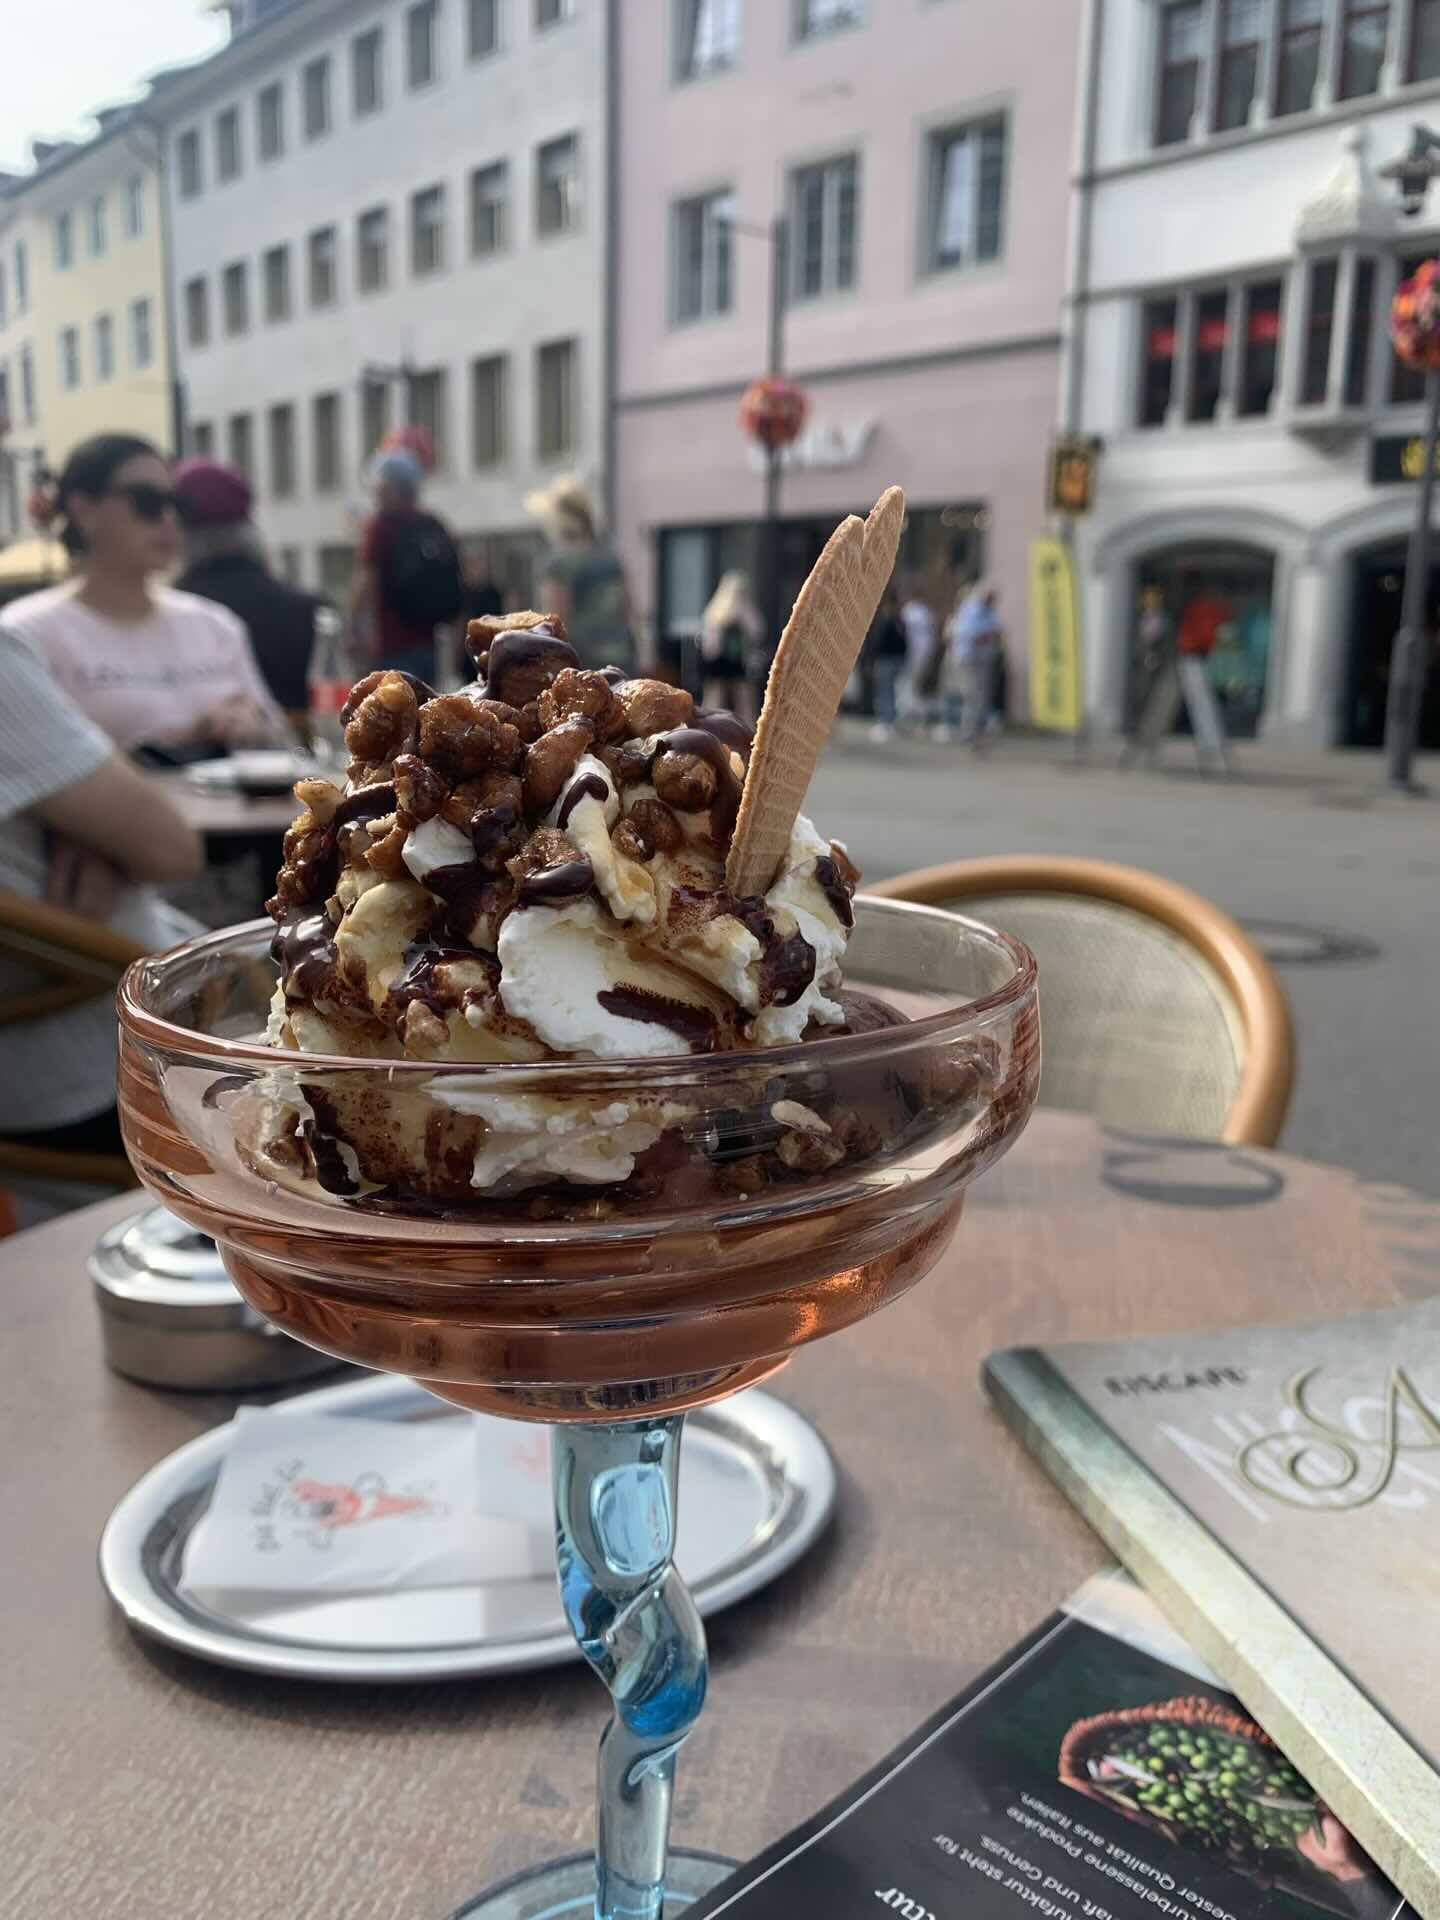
1338, 0, 1390, 97
1238, 281, 1283, 415
1274, 0, 1324, 115
1155, 2, 1204, 146
1139, 298, 1179, 426
1187, 291, 1230, 422
1298, 257, 1337, 406
1215, 0, 1263, 131
1133, 545, 1274, 740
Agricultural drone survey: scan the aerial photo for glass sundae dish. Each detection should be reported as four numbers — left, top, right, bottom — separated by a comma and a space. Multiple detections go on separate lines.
116, 500, 1039, 1919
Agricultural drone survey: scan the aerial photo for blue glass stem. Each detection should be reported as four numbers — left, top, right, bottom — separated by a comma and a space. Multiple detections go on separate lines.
552, 1416, 708, 1920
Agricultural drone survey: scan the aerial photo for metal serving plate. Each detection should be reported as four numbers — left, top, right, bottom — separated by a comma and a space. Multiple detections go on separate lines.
99, 1374, 836, 1683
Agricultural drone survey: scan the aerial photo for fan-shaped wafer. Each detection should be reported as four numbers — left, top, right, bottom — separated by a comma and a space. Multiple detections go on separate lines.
727, 486, 906, 897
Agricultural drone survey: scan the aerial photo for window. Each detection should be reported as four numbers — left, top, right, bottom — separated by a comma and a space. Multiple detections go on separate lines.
1138, 297, 1178, 426
223, 260, 250, 335
14, 241, 27, 314
469, 0, 499, 56
190, 420, 215, 457
1299, 257, 1338, 405
54, 211, 73, 270
361, 376, 391, 458
130, 297, 153, 369
59, 325, 81, 390
309, 225, 339, 307
88, 195, 107, 257
1274, 0, 1324, 115
1155, 2, 1202, 145
1239, 280, 1284, 415
925, 117, 1006, 273
258, 82, 285, 161
185, 275, 210, 348
411, 185, 447, 276
1215, 0, 1262, 132
93, 313, 114, 382
216, 105, 242, 182
353, 27, 384, 114
1343, 259, 1376, 406
1338, 0, 1390, 98
303, 56, 331, 140
1186, 289, 1229, 422
536, 0, 574, 26
675, 0, 741, 78
1413, 0, 1440, 78
0, 263, 6, 328
794, 0, 865, 36
313, 391, 343, 492
357, 206, 390, 291
227, 412, 255, 479
536, 134, 580, 236
177, 128, 202, 198
268, 402, 297, 498
19, 344, 35, 424
125, 175, 145, 237
537, 337, 576, 457
673, 189, 735, 322
470, 162, 509, 256
407, 0, 439, 86
1390, 253, 1430, 403
790, 154, 859, 299
410, 368, 448, 471
471, 354, 508, 466
263, 243, 292, 322
277, 546, 302, 583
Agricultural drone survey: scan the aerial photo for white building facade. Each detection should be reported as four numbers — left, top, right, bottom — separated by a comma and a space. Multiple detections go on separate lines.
153, 0, 609, 601
1070, 0, 1440, 748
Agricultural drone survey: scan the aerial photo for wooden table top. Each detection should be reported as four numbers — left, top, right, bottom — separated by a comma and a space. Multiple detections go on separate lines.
146, 771, 298, 839
5, 1111, 1437, 1919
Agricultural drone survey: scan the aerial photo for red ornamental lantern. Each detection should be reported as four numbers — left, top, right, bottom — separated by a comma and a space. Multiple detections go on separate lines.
380, 423, 437, 472
739, 376, 808, 452
1391, 258, 1440, 370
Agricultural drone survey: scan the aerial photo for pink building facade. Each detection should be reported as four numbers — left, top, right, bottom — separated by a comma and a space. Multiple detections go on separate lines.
612, 0, 1082, 704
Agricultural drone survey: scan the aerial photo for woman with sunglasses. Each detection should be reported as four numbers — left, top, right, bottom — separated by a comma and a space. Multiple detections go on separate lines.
4, 433, 284, 758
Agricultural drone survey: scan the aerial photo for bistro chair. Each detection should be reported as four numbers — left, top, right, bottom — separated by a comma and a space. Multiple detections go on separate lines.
0, 890, 149, 1201
870, 855, 1295, 1147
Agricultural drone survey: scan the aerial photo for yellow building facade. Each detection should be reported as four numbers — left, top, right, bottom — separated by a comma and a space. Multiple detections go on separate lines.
0, 112, 172, 543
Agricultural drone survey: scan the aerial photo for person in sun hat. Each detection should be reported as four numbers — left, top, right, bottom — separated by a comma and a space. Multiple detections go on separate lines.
174, 456, 329, 715
525, 473, 635, 674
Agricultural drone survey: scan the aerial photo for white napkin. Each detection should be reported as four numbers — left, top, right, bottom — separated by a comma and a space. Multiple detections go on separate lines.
181, 1408, 554, 1612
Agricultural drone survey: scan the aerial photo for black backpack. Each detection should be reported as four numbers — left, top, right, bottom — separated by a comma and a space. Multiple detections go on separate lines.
381, 512, 464, 628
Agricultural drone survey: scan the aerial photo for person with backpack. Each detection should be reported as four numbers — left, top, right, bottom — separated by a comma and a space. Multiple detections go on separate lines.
526, 475, 636, 675
350, 448, 463, 683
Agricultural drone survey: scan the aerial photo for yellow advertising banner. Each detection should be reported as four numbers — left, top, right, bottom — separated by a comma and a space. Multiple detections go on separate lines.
1029, 537, 1083, 733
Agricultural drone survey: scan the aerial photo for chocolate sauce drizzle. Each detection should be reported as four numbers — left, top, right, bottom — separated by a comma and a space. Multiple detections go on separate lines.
692, 707, 753, 757
271, 911, 339, 999
654, 726, 743, 847
596, 986, 717, 1050
424, 863, 500, 941
517, 858, 595, 905
478, 628, 580, 702
332, 782, 398, 831
759, 931, 817, 1008
556, 771, 609, 830
390, 937, 498, 1015
811, 855, 856, 929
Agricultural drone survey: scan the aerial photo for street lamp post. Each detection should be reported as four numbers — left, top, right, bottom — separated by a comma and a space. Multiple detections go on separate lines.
1379, 126, 1440, 789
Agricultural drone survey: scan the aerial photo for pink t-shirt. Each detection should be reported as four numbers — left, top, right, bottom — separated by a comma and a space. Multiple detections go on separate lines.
4, 582, 280, 751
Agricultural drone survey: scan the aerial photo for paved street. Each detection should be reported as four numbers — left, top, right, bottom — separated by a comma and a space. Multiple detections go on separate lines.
813, 730, 1440, 1199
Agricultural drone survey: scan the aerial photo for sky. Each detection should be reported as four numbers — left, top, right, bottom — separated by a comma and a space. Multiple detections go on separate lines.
0, 0, 229, 173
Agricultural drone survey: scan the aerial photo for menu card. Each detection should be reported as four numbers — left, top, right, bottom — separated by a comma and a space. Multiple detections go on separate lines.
689, 1574, 1408, 1920
984, 1303, 1440, 1918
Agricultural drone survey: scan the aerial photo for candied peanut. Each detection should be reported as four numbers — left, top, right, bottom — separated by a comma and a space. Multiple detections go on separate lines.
625, 796, 683, 856
522, 718, 593, 816
537, 668, 624, 738
776, 1129, 845, 1173
611, 820, 651, 863
605, 740, 655, 787
417, 694, 520, 779
615, 678, 693, 739
506, 826, 576, 882
364, 824, 410, 878
343, 671, 420, 763
402, 1001, 449, 1055
441, 769, 523, 832
653, 749, 717, 814
393, 753, 447, 824
464, 609, 568, 670
516, 701, 544, 745
474, 622, 580, 704
292, 778, 342, 828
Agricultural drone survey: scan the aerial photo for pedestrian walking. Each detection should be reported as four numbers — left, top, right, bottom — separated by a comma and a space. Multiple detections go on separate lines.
945, 583, 1003, 748
899, 583, 941, 733
527, 475, 636, 674
349, 448, 464, 684
863, 587, 908, 739
700, 571, 762, 722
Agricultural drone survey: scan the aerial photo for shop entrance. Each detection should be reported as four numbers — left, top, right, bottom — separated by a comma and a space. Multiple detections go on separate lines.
1346, 541, 1440, 749
1131, 544, 1275, 740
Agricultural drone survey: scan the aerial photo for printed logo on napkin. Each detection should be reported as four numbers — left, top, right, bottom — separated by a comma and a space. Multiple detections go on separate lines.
181, 1408, 552, 1610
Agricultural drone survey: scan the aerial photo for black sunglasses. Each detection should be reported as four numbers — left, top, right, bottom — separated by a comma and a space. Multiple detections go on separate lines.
104, 483, 181, 522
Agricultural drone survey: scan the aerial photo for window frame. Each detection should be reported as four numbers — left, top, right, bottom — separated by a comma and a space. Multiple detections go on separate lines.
469, 0, 501, 57
1336, 0, 1391, 100
1273, 0, 1326, 118
54, 211, 74, 271
353, 26, 385, 116
471, 352, 509, 467
226, 411, 254, 481
1213, 0, 1264, 132
671, 187, 736, 325
536, 132, 581, 238
792, 0, 866, 42
222, 259, 250, 337
313, 391, 343, 493
130, 296, 153, 370
674, 0, 741, 81
920, 112, 1008, 277
88, 194, 107, 258
1410, 0, 1440, 79
93, 312, 115, 383
302, 55, 332, 141
125, 174, 145, 238
536, 336, 578, 459
469, 161, 510, 258
357, 206, 390, 293
268, 401, 297, 499
263, 242, 293, 324
788, 151, 860, 302
215, 104, 242, 183
184, 274, 210, 349
1134, 269, 1291, 428
257, 80, 285, 162
409, 368, 449, 474
535, 0, 575, 28
406, 0, 440, 87
410, 183, 448, 277
177, 127, 203, 199
308, 225, 340, 309
59, 324, 81, 390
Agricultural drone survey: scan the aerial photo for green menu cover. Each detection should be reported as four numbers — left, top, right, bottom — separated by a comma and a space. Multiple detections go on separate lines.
984, 1302, 1440, 1920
